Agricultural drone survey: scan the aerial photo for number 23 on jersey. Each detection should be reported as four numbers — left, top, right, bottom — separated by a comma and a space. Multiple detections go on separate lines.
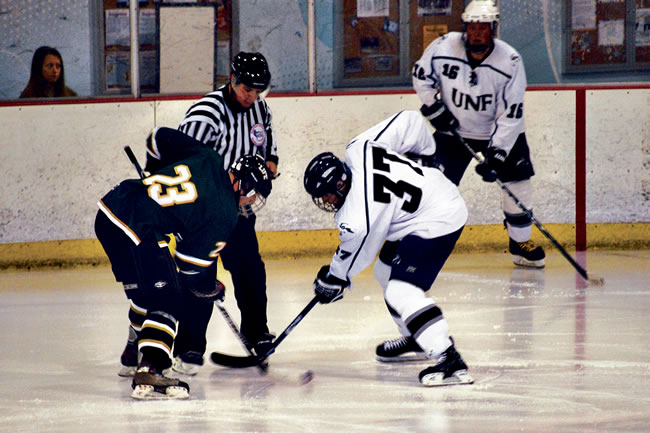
143, 164, 198, 207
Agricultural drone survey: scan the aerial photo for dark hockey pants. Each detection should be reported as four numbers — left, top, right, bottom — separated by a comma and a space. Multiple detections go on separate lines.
94, 210, 183, 370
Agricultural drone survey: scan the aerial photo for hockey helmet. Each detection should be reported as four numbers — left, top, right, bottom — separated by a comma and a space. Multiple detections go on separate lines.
230, 153, 272, 216
462, 0, 499, 31
303, 152, 351, 212
231, 52, 271, 91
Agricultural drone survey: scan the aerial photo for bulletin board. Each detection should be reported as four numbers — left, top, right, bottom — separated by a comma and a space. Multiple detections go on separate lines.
566, 0, 650, 72
335, 0, 464, 87
408, 0, 464, 68
341, 0, 401, 80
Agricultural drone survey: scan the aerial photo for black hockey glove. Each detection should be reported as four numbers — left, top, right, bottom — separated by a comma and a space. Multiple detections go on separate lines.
313, 265, 349, 304
475, 147, 507, 183
420, 100, 459, 132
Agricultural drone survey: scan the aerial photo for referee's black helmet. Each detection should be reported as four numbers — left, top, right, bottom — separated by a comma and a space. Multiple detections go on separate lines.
231, 52, 271, 90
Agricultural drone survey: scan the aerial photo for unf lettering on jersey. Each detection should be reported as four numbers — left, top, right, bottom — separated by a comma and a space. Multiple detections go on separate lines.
449, 88, 493, 112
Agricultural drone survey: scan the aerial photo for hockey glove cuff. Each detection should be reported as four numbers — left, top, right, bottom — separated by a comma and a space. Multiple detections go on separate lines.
186, 279, 226, 302
420, 100, 459, 132
313, 265, 349, 304
475, 147, 507, 183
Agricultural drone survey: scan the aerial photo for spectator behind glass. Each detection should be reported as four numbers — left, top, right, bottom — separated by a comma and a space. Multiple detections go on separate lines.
20, 46, 77, 98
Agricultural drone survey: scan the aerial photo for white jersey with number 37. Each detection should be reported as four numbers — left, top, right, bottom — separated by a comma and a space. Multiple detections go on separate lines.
328, 111, 468, 282
413, 32, 526, 155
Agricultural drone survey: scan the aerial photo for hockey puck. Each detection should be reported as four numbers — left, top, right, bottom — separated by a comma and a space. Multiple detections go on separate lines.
299, 370, 314, 385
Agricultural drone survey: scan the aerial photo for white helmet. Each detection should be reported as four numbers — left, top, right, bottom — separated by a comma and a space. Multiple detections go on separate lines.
462, 0, 499, 31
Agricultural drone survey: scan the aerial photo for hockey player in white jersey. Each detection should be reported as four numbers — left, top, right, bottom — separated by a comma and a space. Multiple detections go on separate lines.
303, 110, 473, 387
413, 0, 545, 269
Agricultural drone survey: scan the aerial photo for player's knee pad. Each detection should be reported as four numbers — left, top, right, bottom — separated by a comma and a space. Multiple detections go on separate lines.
502, 180, 534, 241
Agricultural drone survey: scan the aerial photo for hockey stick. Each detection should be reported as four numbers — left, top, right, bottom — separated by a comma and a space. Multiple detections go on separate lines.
122, 146, 272, 372
124, 145, 146, 179
452, 131, 604, 286
214, 300, 269, 374
211, 296, 320, 368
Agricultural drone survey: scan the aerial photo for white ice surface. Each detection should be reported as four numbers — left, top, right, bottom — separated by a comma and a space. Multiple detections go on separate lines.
0, 251, 648, 433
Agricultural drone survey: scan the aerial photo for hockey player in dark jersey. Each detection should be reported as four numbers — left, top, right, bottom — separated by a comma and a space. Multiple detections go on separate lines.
413, 0, 546, 271
94, 127, 272, 399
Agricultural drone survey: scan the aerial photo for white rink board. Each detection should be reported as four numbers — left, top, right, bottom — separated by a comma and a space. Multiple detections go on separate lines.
0, 102, 154, 243
585, 89, 650, 222
0, 89, 645, 244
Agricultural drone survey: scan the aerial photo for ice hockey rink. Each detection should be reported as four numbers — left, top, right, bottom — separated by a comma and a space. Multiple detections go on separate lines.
0, 250, 648, 433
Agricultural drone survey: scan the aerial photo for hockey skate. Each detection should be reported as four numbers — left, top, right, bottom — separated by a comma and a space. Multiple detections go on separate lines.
418, 344, 473, 387
252, 332, 276, 358
118, 339, 138, 377
131, 364, 190, 400
171, 351, 203, 376
376, 336, 427, 362
509, 238, 545, 268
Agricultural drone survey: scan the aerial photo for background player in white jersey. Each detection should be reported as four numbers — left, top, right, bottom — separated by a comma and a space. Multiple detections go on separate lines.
413, 0, 545, 269
303, 110, 473, 387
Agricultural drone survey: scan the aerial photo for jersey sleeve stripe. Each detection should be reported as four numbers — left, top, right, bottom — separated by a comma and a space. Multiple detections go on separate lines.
343, 141, 372, 277
373, 111, 403, 141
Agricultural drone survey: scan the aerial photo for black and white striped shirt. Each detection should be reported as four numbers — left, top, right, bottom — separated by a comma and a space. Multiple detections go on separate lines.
178, 84, 278, 171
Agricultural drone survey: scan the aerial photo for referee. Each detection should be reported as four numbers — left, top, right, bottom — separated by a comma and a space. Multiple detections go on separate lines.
172, 52, 278, 375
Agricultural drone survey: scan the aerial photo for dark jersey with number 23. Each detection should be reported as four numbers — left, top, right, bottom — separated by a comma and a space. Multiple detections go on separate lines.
97, 128, 238, 274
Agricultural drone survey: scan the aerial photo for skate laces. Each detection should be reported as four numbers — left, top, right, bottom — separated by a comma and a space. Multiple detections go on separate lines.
517, 240, 538, 252
383, 336, 409, 351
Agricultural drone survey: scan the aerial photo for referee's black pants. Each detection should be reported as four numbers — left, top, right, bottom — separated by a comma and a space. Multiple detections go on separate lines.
173, 213, 269, 360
